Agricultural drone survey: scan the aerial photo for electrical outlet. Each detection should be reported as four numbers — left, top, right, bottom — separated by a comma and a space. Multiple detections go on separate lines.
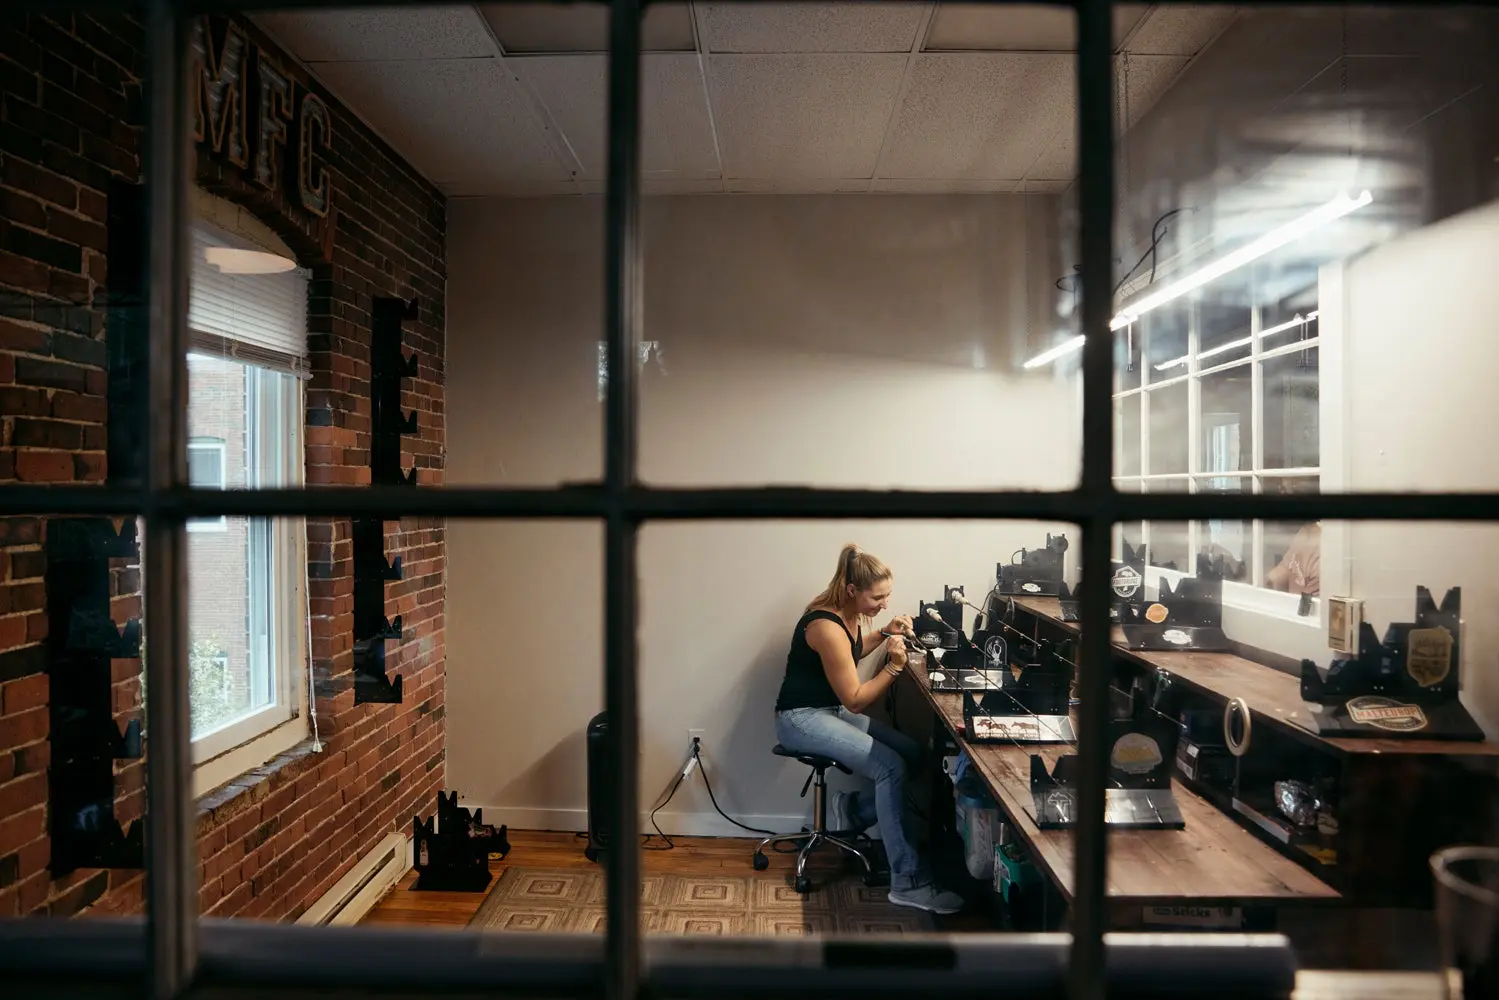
689, 728, 705, 750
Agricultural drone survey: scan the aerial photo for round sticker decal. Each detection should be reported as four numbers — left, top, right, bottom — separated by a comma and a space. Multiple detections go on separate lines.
1162, 628, 1191, 646
1145, 602, 1169, 624
983, 635, 1008, 667
1022, 582, 1042, 593
1110, 733, 1163, 775
1111, 565, 1142, 599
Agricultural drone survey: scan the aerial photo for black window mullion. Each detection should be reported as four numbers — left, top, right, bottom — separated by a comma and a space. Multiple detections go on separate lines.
1070, 2, 1117, 999
142, 2, 197, 998
603, 2, 644, 1000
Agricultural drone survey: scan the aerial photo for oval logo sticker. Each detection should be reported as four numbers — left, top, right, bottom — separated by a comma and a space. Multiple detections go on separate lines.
1145, 602, 1169, 624
1347, 695, 1428, 732
1022, 582, 1042, 593
1162, 628, 1191, 646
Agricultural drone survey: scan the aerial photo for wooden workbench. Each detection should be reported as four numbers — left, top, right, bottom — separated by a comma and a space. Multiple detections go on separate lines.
906, 656, 1339, 912
1007, 596, 1499, 759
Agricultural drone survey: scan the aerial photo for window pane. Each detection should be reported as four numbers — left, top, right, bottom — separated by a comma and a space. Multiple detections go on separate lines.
1145, 479, 1189, 570
1197, 476, 1249, 583
1147, 382, 1189, 476
1200, 364, 1253, 474
1262, 346, 1319, 470
1197, 299, 1253, 368
1143, 306, 1189, 378
621, 1, 1080, 491
1116, 394, 1141, 477
1261, 476, 1321, 595
1115, 479, 1143, 562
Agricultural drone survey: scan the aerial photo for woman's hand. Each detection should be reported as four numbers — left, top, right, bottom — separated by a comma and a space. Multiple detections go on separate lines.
881, 614, 913, 638
884, 635, 908, 675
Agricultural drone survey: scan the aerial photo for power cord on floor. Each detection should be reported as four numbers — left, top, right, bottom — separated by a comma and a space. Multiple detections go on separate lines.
575, 756, 688, 852
691, 738, 778, 837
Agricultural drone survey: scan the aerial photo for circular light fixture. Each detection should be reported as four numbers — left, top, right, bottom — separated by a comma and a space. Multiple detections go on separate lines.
204, 246, 297, 275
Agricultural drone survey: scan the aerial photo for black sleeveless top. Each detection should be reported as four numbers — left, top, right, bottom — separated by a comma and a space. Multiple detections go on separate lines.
774, 610, 860, 712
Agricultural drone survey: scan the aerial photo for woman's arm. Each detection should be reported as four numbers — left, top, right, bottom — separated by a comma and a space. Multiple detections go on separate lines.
807, 619, 905, 714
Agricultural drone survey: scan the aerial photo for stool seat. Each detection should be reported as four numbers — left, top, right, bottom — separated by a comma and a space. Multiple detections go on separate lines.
772, 743, 852, 774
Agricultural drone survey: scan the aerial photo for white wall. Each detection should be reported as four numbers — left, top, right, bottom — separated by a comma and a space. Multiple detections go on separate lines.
1323, 197, 1499, 736
445, 194, 1080, 833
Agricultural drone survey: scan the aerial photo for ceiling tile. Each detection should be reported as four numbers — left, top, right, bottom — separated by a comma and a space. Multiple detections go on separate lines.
644, 178, 729, 195
1118, 54, 1193, 128
724, 178, 873, 194
510, 54, 720, 178
477, 2, 696, 54
923, 3, 1153, 52
880, 53, 1074, 180
697, 2, 926, 53
871, 178, 1022, 193
707, 54, 907, 179
253, 6, 494, 62
311, 59, 569, 188
1125, 5, 1239, 56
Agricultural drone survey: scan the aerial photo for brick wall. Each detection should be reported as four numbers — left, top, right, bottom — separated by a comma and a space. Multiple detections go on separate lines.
0, 9, 447, 920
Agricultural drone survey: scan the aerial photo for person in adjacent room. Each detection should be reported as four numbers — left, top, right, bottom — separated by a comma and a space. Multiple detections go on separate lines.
773, 543, 965, 915
1265, 520, 1321, 596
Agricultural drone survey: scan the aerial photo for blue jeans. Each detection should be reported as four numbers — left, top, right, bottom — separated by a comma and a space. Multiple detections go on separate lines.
775, 706, 926, 890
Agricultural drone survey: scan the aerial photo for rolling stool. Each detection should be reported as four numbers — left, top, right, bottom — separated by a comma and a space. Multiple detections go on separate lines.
753, 744, 877, 894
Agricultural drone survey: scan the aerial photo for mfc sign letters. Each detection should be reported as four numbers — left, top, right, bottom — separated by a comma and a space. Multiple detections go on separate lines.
191, 17, 333, 218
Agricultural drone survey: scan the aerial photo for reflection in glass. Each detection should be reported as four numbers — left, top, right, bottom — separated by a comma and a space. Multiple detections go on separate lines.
1147, 481, 1190, 570
1197, 299, 1253, 368
1262, 347, 1319, 471
1148, 382, 1188, 477
1200, 366, 1252, 475
1116, 394, 1141, 477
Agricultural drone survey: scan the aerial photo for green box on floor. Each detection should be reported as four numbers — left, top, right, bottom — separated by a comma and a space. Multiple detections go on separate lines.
994, 842, 1039, 902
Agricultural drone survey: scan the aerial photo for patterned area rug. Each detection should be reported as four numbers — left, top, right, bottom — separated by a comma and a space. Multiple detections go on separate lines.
468, 866, 933, 936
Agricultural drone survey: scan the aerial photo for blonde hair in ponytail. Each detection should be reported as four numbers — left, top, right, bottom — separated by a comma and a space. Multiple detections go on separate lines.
806, 544, 892, 614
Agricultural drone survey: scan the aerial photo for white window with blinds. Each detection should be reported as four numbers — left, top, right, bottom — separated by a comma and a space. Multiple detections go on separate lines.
188, 218, 312, 377
185, 195, 311, 795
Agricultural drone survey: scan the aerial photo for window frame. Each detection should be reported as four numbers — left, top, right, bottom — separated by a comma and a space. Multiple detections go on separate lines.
2, 4, 1493, 1000
185, 353, 310, 793
1113, 293, 1324, 634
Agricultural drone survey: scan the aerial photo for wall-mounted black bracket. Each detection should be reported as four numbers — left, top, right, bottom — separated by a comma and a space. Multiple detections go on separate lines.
352, 297, 422, 704
46, 518, 146, 875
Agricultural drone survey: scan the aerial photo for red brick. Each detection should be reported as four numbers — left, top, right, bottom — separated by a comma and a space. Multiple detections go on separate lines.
0, 616, 27, 649
0, 772, 45, 816
14, 450, 73, 482
0, 705, 47, 748
0, 320, 50, 356
1, 673, 47, 714
50, 391, 105, 422
0, 806, 43, 856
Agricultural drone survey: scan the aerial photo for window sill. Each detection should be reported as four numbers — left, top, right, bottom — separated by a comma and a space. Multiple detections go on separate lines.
193, 715, 313, 801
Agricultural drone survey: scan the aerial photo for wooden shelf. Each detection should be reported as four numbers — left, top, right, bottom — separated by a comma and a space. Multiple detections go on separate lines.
1009, 597, 1499, 758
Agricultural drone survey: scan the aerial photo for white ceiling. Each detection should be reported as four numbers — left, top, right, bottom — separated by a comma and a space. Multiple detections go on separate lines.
254, 3, 1238, 197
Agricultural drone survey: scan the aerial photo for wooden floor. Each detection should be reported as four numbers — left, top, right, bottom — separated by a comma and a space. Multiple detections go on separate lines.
362, 828, 875, 929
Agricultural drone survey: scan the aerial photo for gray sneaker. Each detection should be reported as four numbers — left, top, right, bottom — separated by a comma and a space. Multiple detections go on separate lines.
888, 882, 964, 915
826, 789, 855, 833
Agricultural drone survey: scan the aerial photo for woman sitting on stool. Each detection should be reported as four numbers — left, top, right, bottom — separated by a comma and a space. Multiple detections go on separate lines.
773, 543, 964, 915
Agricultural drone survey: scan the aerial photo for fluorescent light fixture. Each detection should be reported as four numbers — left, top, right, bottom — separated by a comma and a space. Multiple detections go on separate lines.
1153, 310, 1322, 371
1111, 191, 1371, 331
1022, 334, 1085, 369
204, 246, 297, 275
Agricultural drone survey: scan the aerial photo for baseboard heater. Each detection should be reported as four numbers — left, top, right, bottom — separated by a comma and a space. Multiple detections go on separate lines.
296, 832, 410, 927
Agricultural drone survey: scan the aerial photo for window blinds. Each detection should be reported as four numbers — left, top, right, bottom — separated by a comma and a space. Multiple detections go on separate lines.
188, 220, 312, 377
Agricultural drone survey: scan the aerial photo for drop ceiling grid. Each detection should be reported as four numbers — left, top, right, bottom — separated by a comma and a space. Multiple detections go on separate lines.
250, 4, 1241, 197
